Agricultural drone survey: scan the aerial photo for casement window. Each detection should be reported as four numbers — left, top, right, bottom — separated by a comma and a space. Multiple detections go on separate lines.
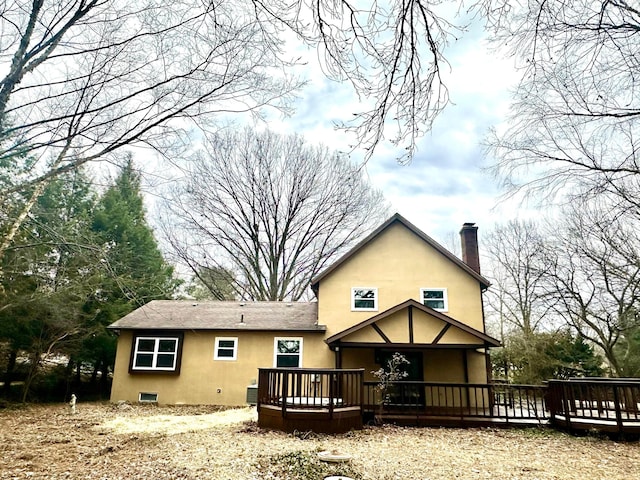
351, 287, 378, 311
274, 337, 303, 367
421, 288, 448, 312
214, 337, 238, 360
130, 333, 183, 373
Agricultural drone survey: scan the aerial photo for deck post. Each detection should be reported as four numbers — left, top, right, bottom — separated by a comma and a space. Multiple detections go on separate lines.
562, 383, 572, 431
281, 371, 288, 419
328, 373, 335, 419
612, 386, 624, 436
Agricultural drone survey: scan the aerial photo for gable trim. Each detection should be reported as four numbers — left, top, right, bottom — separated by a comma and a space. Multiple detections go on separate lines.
432, 323, 451, 344
325, 299, 501, 347
311, 213, 491, 291
371, 323, 391, 343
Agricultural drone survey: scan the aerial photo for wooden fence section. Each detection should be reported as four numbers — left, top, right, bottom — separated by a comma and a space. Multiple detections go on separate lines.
363, 381, 549, 427
547, 378, 640, 436
257, 368, 364, 433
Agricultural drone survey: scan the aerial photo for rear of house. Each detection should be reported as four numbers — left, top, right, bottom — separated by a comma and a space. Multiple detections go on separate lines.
109, 213, 499, 408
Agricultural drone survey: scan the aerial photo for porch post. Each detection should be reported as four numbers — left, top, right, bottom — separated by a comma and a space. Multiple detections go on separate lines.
463, 350, 469, 383
334, 346, 342, 369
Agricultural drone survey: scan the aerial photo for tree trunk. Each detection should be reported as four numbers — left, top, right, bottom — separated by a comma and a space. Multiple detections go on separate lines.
2, 349, 17, 398
99, 358, 110, 399
21, 351, 41, 403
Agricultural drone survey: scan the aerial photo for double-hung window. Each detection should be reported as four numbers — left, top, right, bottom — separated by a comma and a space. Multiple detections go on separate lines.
131, 335, 182, 372
214, 337, 238, 360
274, 338, 303, 367
351, 287, 378, 311
421, 288, 448, 312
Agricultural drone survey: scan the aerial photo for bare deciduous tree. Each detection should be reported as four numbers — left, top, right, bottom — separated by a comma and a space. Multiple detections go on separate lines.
0, 0, 461, 269
484, 0, 640, 208
0, 0, 302, 266
484, 220, 552, 338
162, 128, 388, 301
540, 203, 640, 376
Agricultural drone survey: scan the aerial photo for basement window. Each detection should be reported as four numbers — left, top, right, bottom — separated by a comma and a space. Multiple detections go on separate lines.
139, 392, 158, 403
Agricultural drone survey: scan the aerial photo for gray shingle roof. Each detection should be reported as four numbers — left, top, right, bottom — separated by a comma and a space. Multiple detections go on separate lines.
108, 300, 324, 332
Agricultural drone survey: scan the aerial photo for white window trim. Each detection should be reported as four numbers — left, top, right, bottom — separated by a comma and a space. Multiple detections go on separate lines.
351, 287, 378, 312
138, 392, 158, 403
420, 288, 448, 312
273, 337, 303, 368
132, 336, 179, 371
214, 337, 238, 361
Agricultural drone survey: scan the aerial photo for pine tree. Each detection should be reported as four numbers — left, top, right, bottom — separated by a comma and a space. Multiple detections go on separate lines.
85, 158, 177, 393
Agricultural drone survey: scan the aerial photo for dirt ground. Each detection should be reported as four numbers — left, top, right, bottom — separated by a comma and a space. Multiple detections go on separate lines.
0, 402, 638, 480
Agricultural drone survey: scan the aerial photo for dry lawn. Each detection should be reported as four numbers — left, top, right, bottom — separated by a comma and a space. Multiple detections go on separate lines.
0, 402, 638, 479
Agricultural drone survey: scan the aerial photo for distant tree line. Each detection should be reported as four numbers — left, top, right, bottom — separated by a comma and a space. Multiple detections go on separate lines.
484, 204, 640, 383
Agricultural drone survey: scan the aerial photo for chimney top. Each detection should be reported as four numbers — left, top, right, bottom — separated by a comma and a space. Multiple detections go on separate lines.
459, 223, 480, 274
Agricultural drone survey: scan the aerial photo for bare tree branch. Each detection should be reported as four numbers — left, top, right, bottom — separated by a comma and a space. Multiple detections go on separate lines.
160, 127, 389, 301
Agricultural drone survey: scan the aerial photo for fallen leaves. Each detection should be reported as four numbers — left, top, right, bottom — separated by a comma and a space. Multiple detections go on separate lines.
0, 403, 638, 479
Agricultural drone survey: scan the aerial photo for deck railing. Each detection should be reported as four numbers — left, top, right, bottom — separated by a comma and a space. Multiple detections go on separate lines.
257, 371, 640, 435
363, 381, 549, 424
547, 378, 640, 435
257, 368, 364, 416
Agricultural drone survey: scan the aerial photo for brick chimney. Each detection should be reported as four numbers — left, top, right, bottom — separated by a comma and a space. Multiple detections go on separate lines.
460, 223, 480, 274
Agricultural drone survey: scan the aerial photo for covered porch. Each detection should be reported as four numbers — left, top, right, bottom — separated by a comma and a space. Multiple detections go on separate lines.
327, 299, 501, 388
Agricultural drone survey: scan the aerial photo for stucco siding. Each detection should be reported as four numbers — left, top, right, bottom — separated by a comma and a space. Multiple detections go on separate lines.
110, 330, 332, 406
317, 223, 484, 338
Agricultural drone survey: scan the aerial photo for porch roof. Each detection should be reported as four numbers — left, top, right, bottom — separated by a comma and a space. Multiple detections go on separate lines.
325, 299, 500, 348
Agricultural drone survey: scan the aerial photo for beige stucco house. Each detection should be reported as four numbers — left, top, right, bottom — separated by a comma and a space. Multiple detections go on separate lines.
109, 213, 499, 407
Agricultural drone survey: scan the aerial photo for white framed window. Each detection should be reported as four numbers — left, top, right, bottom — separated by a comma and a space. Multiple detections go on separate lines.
132, 336, 180, 371
421, 288, 448, 312
139, 392, 158, 403
274, 337, 303, 367
214, 337, 238, 360
351, 287, 378, 311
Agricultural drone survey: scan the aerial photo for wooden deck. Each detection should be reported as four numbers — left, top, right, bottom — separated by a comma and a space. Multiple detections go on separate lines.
257, 368, 364, 433
547, 378, 640, 436
257, 370, 640, 436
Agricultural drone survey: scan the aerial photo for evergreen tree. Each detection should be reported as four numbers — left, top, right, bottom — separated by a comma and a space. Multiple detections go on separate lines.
492, 330, 604, 384
84, 158, 177, 392
0, 169, 100, 400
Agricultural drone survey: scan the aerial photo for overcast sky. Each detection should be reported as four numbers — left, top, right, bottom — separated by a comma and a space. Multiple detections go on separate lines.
262, 16, 523, 250
138, 13, 526, 259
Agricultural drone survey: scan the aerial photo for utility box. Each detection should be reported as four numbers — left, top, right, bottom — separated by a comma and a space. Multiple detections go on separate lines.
246, 384, 258, 405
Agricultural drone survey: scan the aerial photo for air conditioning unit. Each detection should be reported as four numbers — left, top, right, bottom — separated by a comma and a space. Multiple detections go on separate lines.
246, 384, 258, 405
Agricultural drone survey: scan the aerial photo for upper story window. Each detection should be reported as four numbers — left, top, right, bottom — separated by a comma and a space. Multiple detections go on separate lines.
214, 337, 238, 360
131, 334, 182, 373
274, 337, 303, 367
351, 287, 378, 311
421, 288, 448, 312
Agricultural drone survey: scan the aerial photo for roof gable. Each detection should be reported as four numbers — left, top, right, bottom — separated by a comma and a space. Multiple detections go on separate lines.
311, 213, 490, 291
325, 299, 500, 347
